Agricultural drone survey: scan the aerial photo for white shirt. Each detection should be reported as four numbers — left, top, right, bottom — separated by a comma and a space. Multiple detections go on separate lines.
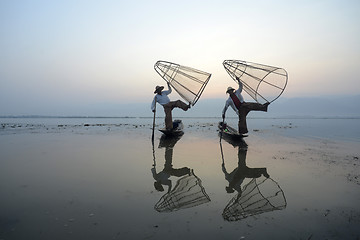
222, 81, 244, 116
151, 85, 172, 111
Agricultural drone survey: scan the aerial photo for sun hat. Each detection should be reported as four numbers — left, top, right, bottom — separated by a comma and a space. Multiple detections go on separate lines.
226, 86, 235, 93
154, 85, 164, 93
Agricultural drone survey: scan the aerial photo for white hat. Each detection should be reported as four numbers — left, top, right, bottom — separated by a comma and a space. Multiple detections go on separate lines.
226, 86, 235, 93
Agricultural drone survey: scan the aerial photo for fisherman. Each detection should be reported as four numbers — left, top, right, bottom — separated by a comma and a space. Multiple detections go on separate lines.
151, 82, 191, 130
222, 77, 270, 134
222, 140, 269, 194
151, 135, 190, 192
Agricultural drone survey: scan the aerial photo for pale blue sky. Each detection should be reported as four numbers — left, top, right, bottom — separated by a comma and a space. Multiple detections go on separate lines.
1, 0, 359, 115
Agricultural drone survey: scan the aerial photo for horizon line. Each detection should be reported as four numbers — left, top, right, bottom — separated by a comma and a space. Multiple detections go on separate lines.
1, 115, 360, 120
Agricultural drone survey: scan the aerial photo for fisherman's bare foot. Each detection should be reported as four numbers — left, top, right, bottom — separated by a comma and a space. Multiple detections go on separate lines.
263, 102, 270, 112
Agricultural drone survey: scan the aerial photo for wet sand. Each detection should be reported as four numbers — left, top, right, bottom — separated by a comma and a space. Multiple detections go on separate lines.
0, 118, 359, 239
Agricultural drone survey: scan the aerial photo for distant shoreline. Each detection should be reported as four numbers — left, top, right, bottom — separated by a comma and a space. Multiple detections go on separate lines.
1, 116, 360, 120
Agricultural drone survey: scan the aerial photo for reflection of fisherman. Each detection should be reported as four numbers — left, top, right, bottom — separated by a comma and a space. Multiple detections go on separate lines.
151, 82, 191, 130
222, 77, 270, 134
222, 142, 269, 194
151, 136, 190, 192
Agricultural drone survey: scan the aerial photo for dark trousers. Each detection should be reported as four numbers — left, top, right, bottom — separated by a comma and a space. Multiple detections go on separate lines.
163, 100, 189, 130
238, 102, 267, 134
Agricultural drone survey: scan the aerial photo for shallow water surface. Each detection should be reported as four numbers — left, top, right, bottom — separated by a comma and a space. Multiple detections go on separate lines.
0, 118, 359, 239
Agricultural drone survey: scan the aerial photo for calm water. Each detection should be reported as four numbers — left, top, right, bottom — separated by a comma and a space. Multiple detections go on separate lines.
1, 117, 360, 141
0, 117, 359, 239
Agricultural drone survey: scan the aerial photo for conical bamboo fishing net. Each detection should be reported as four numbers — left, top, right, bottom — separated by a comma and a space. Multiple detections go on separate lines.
223, 60, 288, 104
154, 61, 211, 106
154, 170, 210, 212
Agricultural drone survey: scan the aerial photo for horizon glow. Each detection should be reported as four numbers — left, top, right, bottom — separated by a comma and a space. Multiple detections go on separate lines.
1, 0, 359, 115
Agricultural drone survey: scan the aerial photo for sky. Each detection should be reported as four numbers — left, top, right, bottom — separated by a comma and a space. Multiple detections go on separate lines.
1, 0, 359, 115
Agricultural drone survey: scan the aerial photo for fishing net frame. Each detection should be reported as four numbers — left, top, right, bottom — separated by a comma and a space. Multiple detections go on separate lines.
154, 60, 211, 106
222, 176, 287, 221
223, 60, 288, 104
154, 170, 211, 212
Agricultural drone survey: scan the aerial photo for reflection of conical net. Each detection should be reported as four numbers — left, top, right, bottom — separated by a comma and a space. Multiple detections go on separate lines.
222, 176, 287, 221
155, 170, 211, 212
154, 61, 211, 106
223, 60, 288, 104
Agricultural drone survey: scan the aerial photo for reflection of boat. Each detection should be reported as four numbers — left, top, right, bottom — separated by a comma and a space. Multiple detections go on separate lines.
158, 132, 183, 149
154, 170, 210, 212
219, 122, 248, 148
218, 122, 247, 140
159, 120, 184, 137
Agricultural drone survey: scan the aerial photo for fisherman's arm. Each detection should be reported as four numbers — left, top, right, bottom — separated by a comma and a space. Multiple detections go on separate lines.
235, 78, 245, 103
222, 102, 229, 119
238, 80, 243, 91
222, 99, 232, 118
236, 77, 243, 92
151, 96, 156, 112
221, 163, 229, 175
222, 164, 228, 175
163, 82, 172, 95
151, 167, 157, 179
